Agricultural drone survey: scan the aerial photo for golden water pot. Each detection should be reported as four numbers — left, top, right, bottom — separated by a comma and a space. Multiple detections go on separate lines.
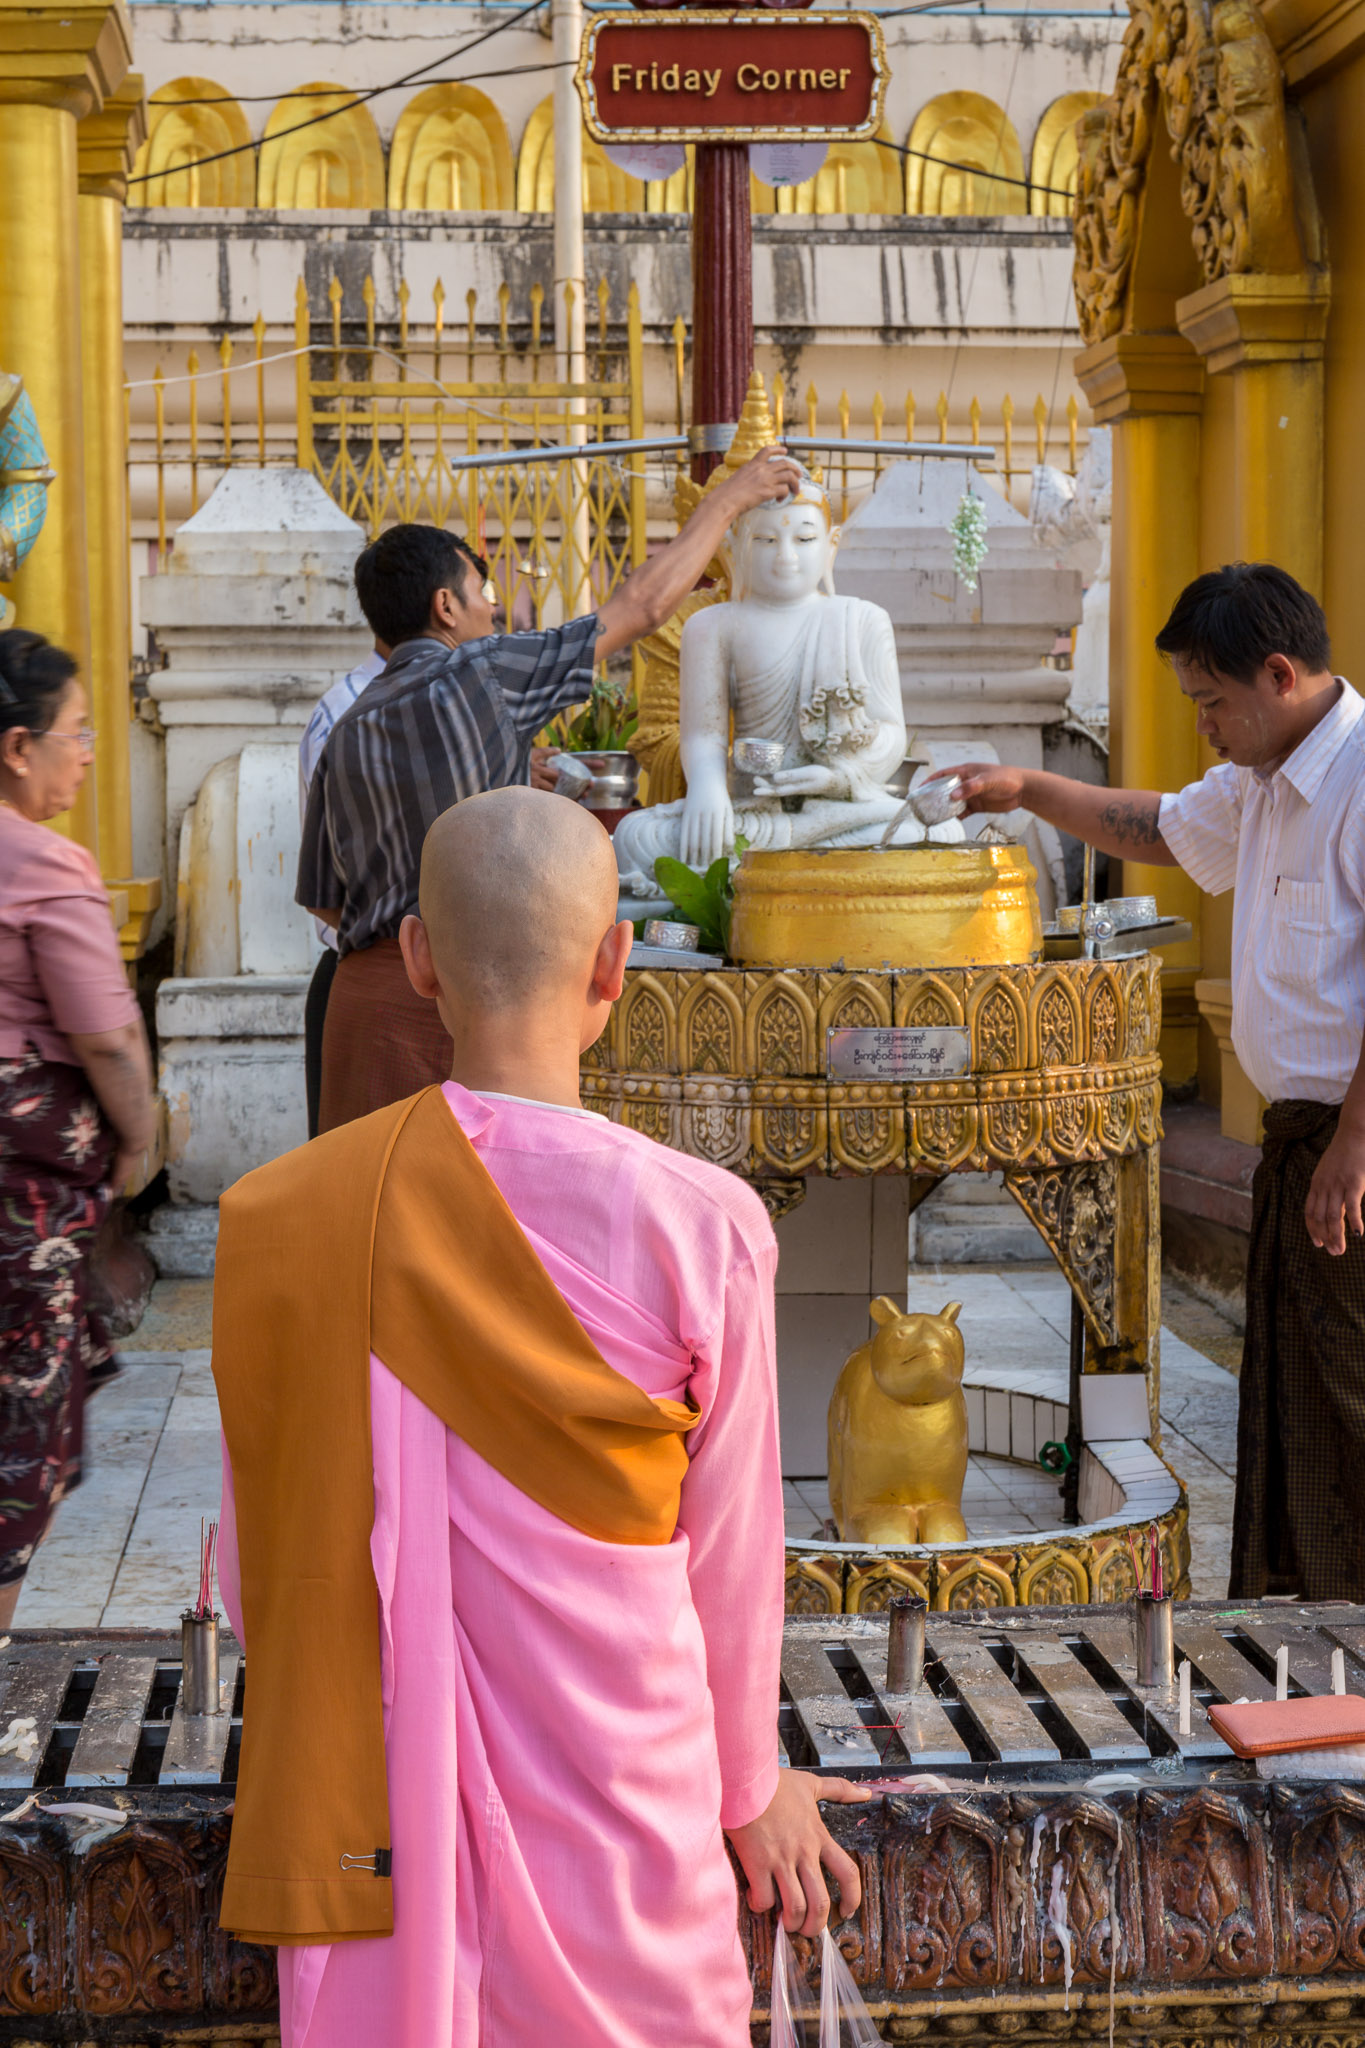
728, 844, 1042, 970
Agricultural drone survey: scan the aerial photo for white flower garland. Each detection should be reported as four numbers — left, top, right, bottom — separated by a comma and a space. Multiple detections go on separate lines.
950, 490, 989, 593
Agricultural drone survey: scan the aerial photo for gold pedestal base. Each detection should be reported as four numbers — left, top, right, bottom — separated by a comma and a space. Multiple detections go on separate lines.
728, 844, 1042, 971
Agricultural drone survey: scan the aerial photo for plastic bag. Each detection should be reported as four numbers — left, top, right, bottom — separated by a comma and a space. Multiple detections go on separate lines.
769, 1924, 887, 2047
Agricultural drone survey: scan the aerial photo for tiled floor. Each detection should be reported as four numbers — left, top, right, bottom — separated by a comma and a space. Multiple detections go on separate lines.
785, 1454, 1070, 1544
14, 1266, 1242, 1629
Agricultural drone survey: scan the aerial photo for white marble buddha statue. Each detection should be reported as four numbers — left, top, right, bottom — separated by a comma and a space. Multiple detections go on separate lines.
614, 456, 964, 896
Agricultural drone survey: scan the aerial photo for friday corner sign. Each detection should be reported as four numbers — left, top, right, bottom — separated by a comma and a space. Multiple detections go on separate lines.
575, 10, 888, 144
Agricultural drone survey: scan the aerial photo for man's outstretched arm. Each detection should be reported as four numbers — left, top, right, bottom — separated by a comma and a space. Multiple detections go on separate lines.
937, 763, 1180, 866
593, 446, 803, 659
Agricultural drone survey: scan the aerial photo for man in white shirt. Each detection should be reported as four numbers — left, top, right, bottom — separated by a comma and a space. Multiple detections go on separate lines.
942, 563, 1365, 1602
298, 642, 388, 1137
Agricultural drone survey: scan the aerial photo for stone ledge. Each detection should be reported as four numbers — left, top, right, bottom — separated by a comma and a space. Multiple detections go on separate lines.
1160, 1098, 1257, 1234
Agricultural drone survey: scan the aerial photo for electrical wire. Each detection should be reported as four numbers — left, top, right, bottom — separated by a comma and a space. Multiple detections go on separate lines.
873, 133, 1074, 204
126, 0, 547, 187
157, 59, 576, 107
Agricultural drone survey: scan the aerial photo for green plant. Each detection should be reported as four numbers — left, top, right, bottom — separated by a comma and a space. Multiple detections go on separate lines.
553, 673, 639, 752
652, 835, 748, 955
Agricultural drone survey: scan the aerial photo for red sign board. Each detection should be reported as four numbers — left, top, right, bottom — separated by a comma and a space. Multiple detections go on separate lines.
576, 11, 887, 144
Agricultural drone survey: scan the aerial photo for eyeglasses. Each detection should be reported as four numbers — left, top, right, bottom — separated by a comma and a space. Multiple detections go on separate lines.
37, 727, 96, 750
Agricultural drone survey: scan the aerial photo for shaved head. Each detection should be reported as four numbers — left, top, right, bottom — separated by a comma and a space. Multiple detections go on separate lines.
418, 786, 621, 1010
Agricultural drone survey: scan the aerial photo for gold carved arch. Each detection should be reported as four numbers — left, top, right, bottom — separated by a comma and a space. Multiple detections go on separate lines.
258, 84, 385, 210
516, 95, 654, 212
388, 85, 515, 210
905, 92, 1026, 216
1073, 0, 1312, 344
131, 78, 255, 207
1029, 90, 1105, 217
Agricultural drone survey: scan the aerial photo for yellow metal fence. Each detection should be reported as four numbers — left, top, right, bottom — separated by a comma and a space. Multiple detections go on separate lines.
127, 277, 1086, 623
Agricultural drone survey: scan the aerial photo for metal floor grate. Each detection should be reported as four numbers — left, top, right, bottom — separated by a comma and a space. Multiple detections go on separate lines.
4, 1602, 1365, 1793
779, 1600, 1365, 1781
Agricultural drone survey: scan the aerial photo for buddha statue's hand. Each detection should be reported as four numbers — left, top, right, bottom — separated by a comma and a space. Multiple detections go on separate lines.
679, 788, 735, 867
757, 762, 849, 800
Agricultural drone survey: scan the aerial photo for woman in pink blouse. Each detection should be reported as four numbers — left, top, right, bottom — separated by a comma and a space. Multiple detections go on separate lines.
0, 631, 155, 1625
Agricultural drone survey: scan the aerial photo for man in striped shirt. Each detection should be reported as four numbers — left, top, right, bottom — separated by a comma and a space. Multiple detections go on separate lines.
297, 443, 802, 1133
942, 563, 1365, 1602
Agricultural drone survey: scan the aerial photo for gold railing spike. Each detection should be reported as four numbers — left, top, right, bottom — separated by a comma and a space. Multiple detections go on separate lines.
773, 373, 785, 438
398, 279, 411, 361
362, 275, 376, 355
671, 314, 686, 437
1001, 394, 1015, 491
1034, 392, 1048, 465
1066, 392, 1079, 474
969, 395, 981, 444
936, 390, 949, 442
328, 274, 343, 354
805, 382, 818, 436
905, 392, 915, 444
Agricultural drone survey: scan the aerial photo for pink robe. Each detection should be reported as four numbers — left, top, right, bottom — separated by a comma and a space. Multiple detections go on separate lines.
218, 1082, 783, 2047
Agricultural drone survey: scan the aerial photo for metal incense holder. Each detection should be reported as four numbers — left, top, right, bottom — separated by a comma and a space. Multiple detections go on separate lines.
180, 1611, 221, 1717
1134, 1593, 1175, 1689
887, 1594, 927, 1694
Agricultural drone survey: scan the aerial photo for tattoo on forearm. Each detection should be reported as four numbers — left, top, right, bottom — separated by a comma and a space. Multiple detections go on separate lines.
1097, 800, 1163, 847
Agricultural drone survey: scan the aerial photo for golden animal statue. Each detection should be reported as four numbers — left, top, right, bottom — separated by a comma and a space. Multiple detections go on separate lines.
827, 1297, 970, 1546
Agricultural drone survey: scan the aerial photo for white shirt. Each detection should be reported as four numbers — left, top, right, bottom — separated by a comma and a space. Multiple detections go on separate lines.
1159, 680, 1365, 1105
298, 647, 387, 949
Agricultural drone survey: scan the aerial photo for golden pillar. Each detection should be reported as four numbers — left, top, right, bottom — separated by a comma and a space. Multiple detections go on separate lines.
1175, 269, 1330, 1137
0, 0, 132, 854
77, 72, 144, 885
1075, 331, 1206, 1087
1177, 273, 1330, 597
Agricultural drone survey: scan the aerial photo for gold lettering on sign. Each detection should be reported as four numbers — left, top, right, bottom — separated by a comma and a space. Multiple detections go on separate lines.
610, 58, 852, 98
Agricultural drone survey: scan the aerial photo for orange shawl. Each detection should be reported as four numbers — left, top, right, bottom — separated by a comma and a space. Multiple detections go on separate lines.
212, 1086, 694, 1946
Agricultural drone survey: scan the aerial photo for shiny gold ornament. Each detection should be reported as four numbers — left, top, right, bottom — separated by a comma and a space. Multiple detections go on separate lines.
828, 1297, 970, 1546
1072, 0, 1307, 346
728, 844, 1043, 971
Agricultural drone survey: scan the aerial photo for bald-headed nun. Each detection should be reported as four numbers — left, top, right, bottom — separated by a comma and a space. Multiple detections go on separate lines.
212, 787, 867, 2048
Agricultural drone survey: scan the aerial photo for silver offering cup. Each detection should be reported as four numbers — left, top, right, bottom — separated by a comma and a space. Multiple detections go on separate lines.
1134, 1593, 1175, 1689
1104, 894, 1160, 930
551, 753, 593, 800
732, 736, 786, 777
180, 1610, 221, 1716
642, 919, 701, 952
909, 776, 965, 828
887, 1594, 927, 1693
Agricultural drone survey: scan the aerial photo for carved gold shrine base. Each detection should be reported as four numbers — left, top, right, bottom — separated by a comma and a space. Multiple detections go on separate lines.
582, 956, 1168, 1612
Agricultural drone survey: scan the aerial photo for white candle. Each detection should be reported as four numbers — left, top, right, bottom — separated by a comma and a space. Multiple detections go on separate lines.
1178, 1658, 1192, 1738
1276, 1645, 1289, 1701
1333, 1648, 1347, 1696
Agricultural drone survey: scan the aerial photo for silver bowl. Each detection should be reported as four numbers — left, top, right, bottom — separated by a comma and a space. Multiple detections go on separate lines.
1104, 893, 1160, 930
732, 735, 786, 777
642, 919, 701, 952
572, 750, 640, 812
909, 775, 965, 827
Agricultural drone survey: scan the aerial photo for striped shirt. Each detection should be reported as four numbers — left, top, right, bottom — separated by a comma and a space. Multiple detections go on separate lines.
1159, 679, 1365, 1105
296, 617, 600, 956
297, 647, 387, 951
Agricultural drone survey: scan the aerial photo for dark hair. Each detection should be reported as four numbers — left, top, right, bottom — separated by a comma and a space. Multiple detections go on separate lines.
352, 524, 488, 649
0, 629, 79, 736
1155, 563, 1331, 683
